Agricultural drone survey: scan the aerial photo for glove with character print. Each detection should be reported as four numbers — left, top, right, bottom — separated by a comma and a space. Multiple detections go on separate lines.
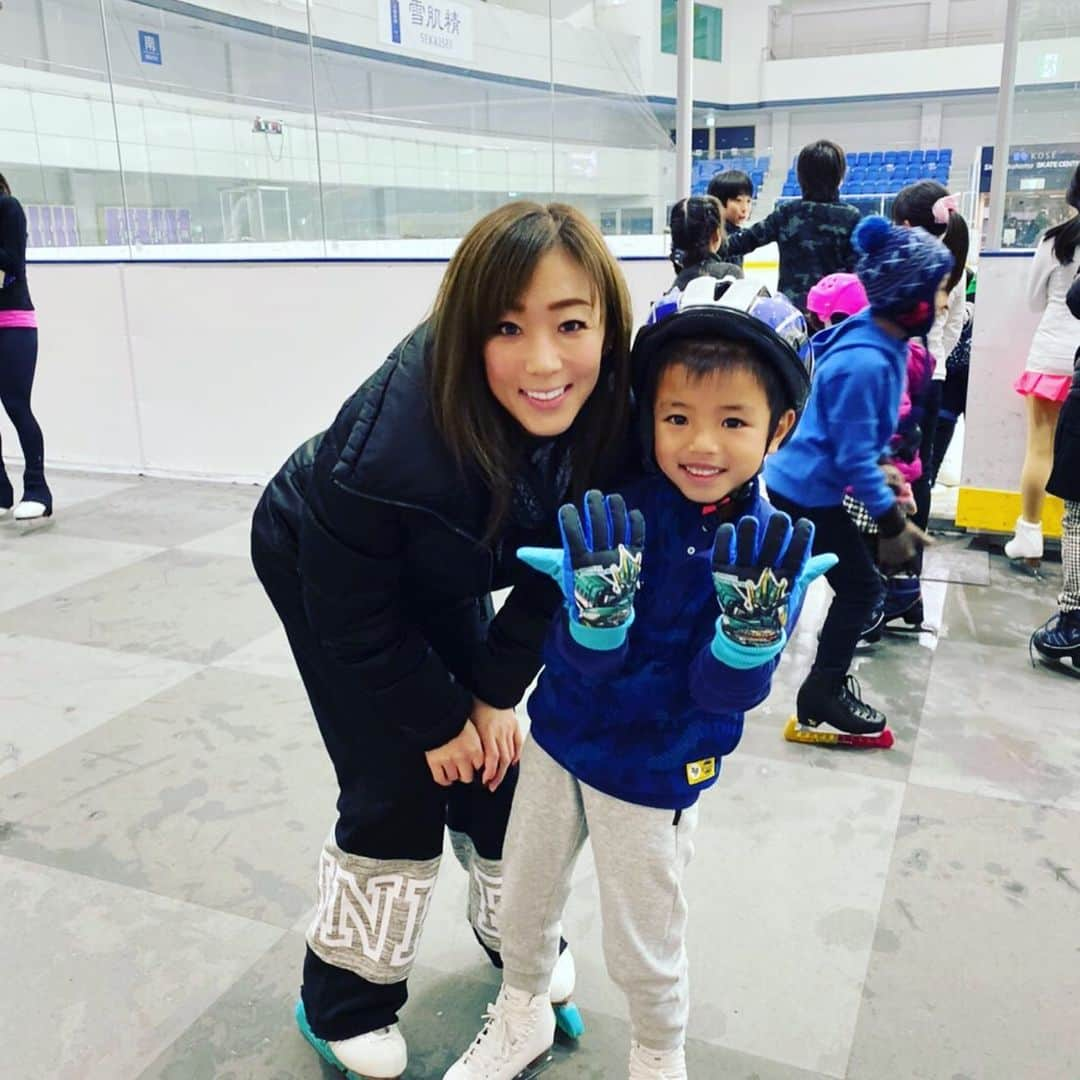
518, 489, 645, 651
709, 512, 837, 669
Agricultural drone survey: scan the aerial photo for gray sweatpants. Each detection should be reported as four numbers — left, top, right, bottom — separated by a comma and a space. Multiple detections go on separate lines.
499, 738, 699, 1051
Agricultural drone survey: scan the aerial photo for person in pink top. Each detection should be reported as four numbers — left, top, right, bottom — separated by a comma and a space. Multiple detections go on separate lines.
0, 172, 51, 520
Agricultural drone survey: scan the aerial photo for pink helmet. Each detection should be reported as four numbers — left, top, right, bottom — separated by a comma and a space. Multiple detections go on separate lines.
807, 273, 869, 323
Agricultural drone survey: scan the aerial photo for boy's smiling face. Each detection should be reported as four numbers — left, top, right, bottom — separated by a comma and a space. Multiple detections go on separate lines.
653, 361, 794, 504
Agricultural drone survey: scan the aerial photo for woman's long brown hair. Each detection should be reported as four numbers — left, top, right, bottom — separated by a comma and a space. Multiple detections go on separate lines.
429, 202, 634, 540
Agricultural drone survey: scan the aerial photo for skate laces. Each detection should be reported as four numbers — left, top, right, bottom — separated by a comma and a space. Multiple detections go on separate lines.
461, 987, 537, 1068
840, 675, 880, 724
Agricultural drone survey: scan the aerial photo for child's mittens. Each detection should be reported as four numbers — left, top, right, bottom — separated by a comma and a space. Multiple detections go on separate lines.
710, 513, 837, 670
518, 490, 645, 651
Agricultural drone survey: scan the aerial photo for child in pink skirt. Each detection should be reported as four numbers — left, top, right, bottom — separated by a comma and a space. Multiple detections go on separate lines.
1006, 164, 1080, 561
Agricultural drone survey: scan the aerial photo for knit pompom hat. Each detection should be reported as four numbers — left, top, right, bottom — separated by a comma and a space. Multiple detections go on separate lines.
853, 215, 954, 318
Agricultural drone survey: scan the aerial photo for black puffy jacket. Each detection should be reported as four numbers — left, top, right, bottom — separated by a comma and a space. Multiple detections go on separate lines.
0, 195, 34, 312
252, 324, 562, 752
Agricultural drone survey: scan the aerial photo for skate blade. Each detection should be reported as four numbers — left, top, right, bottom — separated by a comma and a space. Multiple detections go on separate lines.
1008, 557, 1045, 580
10, 514, 55, 532
1031, 654, 1080, 678
783, 716, 895, 750
513, 1049, 556, 1079
883, 621, 936, 637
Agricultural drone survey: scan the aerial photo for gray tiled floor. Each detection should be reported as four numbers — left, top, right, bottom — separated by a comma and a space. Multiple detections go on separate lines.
1, 469, 1077, 1080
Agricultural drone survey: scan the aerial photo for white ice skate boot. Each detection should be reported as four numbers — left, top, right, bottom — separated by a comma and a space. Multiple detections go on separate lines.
628, 1040, 688, 1080
1004, 517, 1043, 561
443, 983, 555, 1080
13, 500, 51, 521
549, 945, 584, 1038
294, 999, 407, 1079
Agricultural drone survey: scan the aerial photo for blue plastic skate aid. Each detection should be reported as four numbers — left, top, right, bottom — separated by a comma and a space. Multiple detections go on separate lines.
554, 1001, 585, 1039
295, 999, 365, 1080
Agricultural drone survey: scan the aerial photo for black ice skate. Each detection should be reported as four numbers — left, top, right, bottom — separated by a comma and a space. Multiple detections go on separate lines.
881, 572, 933, 634
1030, 610, 1080, 670
784, 671, 895, 749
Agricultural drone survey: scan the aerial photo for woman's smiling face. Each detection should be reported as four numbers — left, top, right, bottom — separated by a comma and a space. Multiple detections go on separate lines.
483, 247, 606, 438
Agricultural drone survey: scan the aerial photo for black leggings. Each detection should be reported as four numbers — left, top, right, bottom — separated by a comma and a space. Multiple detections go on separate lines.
768, 491, 883, 680
0, 328, 50, 507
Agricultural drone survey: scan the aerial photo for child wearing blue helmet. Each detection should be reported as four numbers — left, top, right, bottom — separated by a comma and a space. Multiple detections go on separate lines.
444, 277, 836, 1080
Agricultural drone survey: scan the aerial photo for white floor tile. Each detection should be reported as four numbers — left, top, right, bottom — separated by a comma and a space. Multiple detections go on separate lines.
0, 634, 200, 776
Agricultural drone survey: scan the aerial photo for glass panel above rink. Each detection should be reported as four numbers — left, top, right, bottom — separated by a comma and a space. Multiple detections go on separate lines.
992, 0, 1080, 249
0, 0, 674, 259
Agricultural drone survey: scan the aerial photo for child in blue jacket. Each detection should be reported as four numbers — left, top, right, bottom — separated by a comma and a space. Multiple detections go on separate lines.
766, 216, 954, 745
444, 277, 835, 1080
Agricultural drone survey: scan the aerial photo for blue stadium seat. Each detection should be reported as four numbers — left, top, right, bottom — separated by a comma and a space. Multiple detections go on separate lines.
846, 152, 858, 165
939, 148, 953, 163
895, 150, 911, 164
889, 178, 904, 193
909, 149, 924, 164
870, 151, 884, 165
860, 180, 877, 194
924, 150, 939, 164
884, 151, 897, 165
857, 151, 871, 166
751, 171, 764, 188
906, 164, 922, 178
783, 183, 799, 197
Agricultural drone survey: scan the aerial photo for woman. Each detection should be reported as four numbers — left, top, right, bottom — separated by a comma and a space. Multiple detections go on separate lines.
0, 172, 51, 520
1004, 164, 1080, 562
250, 202, 634, 1079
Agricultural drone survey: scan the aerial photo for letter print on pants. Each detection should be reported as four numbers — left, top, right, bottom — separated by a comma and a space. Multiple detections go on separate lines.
450, 828, 503, 954
307, 832, 440, 983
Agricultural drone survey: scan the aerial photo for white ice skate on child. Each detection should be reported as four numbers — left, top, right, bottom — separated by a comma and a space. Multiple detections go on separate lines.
443, 984, 556, 1080
294, 999, 407, 1079
549, 944, 584, 1038
628, 1040, 688, 1079
1004, 516, 1044, 563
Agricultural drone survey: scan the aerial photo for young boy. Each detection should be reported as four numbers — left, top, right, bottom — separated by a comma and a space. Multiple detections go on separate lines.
707, 169, 754, 269
765, 216, 954, 746
722, 140, 861, 313
443, 277, 835, 1080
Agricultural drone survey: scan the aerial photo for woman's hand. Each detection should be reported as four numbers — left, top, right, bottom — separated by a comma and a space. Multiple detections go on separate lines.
471, 698, 523, 792
425, 720, 485, 787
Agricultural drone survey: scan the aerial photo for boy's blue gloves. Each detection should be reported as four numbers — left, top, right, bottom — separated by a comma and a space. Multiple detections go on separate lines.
710, 513, 837, 669
518, 489, 645, 651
